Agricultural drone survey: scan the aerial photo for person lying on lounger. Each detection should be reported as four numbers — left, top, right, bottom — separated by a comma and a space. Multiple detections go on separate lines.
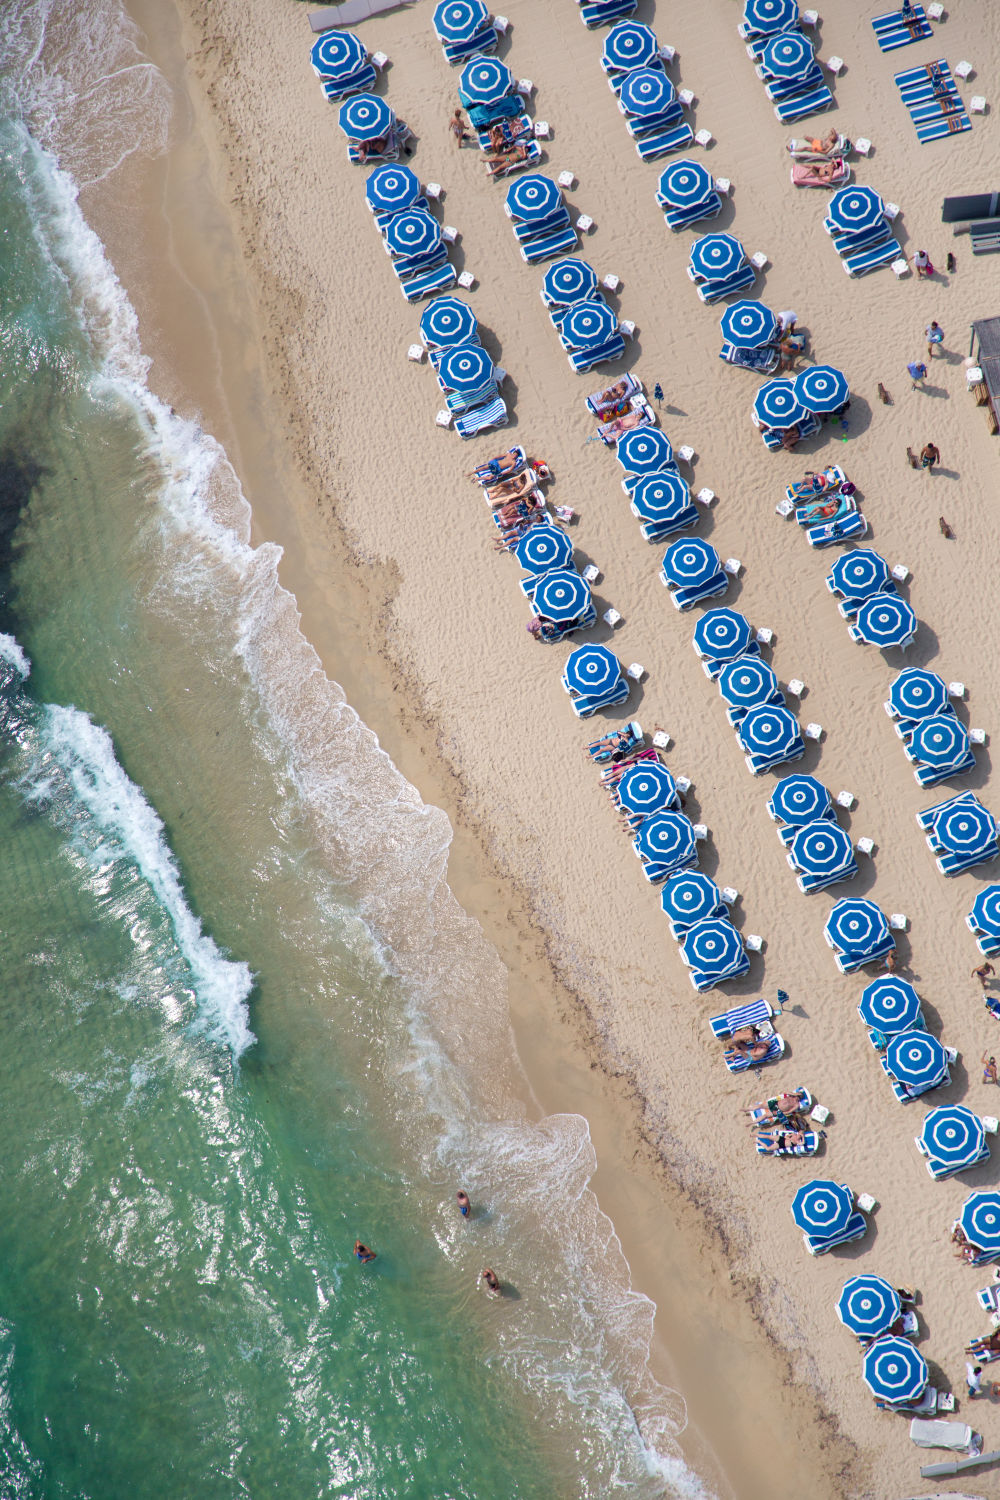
355, 135, 390, 163
743, 1088, 809, 1126
487, 120, 531, 151
599, 408, 648, 441
484, 142, 533, 176
725, 1026, 772, 1064
780, 423, 803, 451
486, 471, 536, 503
756, 1129, 807, 1154
470, 448, 524, 483
805, 128, 840, 154
967, 1328, 1000, 1360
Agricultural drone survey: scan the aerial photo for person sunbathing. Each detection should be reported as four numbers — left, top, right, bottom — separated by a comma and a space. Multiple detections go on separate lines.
471, 449, 523, 483
484, 142, 532, 176
758, 1129, 807, 1153
526, 615, 559, 641
967, 1328, 1000, 1358
355, 135, 389, 163
744, 1088, 808, 1126
594, 378, 631, 408
600, 408, 647, 441
487, 120, 530, 151
486, 472, 535, 502
805, 128, 840, 154
780, 423, 803, 451
727, 1026, 771, 1062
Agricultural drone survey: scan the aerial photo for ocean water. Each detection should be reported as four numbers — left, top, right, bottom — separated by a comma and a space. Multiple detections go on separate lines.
0, 4, 709, 1496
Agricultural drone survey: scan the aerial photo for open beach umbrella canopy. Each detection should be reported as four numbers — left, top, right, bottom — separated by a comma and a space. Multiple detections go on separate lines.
827, 185, 886, 236
338, 93, 394, 142
660, 871, 724, 932
886, 1030, 948, 1091
788, 820, 855, 881
862, 1338, 928, 1405
921, 1106, 986, 1173
634, 811, 697, 868
718, 658, 780, 713
662, 538, 722, 592
619, 67, 676, 119
603, 20, 660, 73
739, 706, 802, 764
933, 797, 997, 858
690, 233, 746, 283
563, 644, 621, 697
458, 55, 513, 107
761, 29, 814, 80
909, 714, 971, 770
824, 898, 891, 959
769, 774, 832, 827
618, 426, 674, 474
791, 1179, 853, 1238
743, 0, 799, 36
837, 1277, 901, 1340
433, 0, 490, 42
366, 163, 421, 216
854, 595, 917, 650
753, 379, 808, 431
437, 341, 494, 394
505, 174, 562, 224
829, 548, 890, 601
681, 916, 745, 975
793, 364, 850, 415
971, 885, 1000, 939
858, 975, 922, 1034
889, 668, 950, 722
630, 470, 691, 525
542, 257, 598, 306
693, 608, 753, 664
960, 1191, 1000, 1254
720, 299, 780, 350
658, 159, 715, 211
384, 208, 442, 259
616, 762, 678, 818
532, 568, 591, 624
560, 300, 618, 351
311, 28, 367, 79
515, 524, 573, 577
419, 296, 478, 349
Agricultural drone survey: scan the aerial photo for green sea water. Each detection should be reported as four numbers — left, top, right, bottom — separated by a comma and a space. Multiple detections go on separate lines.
0, 5, 706, 1496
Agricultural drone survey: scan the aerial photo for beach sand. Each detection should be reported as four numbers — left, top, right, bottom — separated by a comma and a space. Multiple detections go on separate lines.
99, 0, 1000, 1492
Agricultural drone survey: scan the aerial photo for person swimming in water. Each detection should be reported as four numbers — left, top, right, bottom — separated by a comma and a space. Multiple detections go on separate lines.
482, 1268, 501, 1295
354, 1240, 377, 1263
457, 1191, 471, 1218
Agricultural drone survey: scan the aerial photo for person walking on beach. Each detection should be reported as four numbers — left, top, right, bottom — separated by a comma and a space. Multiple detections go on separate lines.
450, 108, 470, 148
926, 321, 944, 359
912, 249, 933, 278
908, 360, 927, 390
967, 1363, 984, 1398
973, 961, 996, 988
456, 1191, 471, 1218
920, 441, 940, 473
982, 1053, 998, 1085
354, 1240, 377, 1263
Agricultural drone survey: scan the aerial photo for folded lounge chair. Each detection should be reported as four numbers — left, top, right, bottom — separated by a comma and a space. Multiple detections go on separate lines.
719, 341, 779, 373
569, 335, 626, 373
322, 63, 378, 101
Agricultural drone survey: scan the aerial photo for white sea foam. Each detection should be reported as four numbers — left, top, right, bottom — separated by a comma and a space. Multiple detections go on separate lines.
0, 633, 31, 679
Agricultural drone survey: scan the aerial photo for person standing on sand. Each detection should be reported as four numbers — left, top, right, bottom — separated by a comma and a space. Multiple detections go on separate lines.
908, 361, 927, 390
879, 951, 897, 974
973, 962, 996, 988
913, 249, 933, 278
450, 108, 470, 147
920, 442, 939, 472
982, 1053, 998, 1085
926, 321, 944, 358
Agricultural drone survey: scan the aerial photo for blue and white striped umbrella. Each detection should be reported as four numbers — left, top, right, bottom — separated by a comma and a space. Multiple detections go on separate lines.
338, 93, 394, 142
620, 67, 676, 119
793, 365, 850, 415
630, 470, 690, 525
516, 525, 573, 577
854, 595, 917, 650
433, 0, 489, 43
618, 427, 674, 475
563, 644, 621, 697
761, 29, 814, 80
960, 1191, 1000, 1254
889, 669, 949, 722
681, 917, 745, 977
858, 976, 922, 1034
921, 1106, 986, 1173
753, 379, 808, 430
971, 885, 1000, 940
385, 208, 442, 259
658, 159, 714, 211
718, 658, 780, 713
366, 163, 421, 215
311, 28, 367, 80
825, 898, 891, 959
542, 258, 597, 306
791, 1179, 853, 1238
743, 0, 799, 35
458, 55, 513, 107
616, 762, 678, 818
789, 821, 855, 881
603, 21, 659, 74
829, 549, 890, 601
934, 798, 997, 858
662, 538, 722, 592
837, 1277, 901, 1340
437, 342, 494, 394
693, 608, 752, 664
532, 569, 591, 624
769, 775, 832, 827
862, 1338, 927, 1405
560, 300, 618, 351
886, 1030, 948, 1090
690, 233, 746, 283
506, 174, 562, 224
419, 296, 478, 349
634, 811, 697, 869
721, 299, 780, 350
740, 706, 802, 763
909, 714, 971, 771
660, 871, 724, 933
827, 185, 885, 236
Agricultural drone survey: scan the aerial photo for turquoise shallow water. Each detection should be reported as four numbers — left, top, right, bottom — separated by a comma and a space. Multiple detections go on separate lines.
0, 4, 706, 1495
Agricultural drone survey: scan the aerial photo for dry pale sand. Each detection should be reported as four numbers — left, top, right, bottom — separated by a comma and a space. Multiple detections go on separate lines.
113, 0, 1000, 1493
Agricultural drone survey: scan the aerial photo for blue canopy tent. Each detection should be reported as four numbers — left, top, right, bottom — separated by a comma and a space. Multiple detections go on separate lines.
721, 299, 780, 350
532, 568, 591, 624
791, 1179, 854, 1239
718, 658, 782, 724
559, 300, 618, 352
681, 917, 749, 990
836, 1277, 901, 1341
658, 159, 715, 211
828, 548, 890, 604
633, 812, 698, 880
660, 871, 726, 940
458, 56, 514, 108
618, 427, 674, 476
516, 525, 573, 577
787, 820, 857, 891
339, 93, 394, 143
385, 209, 442, 260
919, 1106, 988, 1179
739, 705, 805, 777
542, 257, 598, 308
959, 1191, 1000, 1262
312, 28, 368, 79
826, 185, 886, 237
433, 0, 490, 42
602, 21, 660, 75
692, 608, 755, 678
793, 365, 850, 415
366, 164, 421, 217
753, 378, 808, 431
853, 595, 917, 650
437, 342, 494, 394
743, 0, 799, 36
420, 296, 478, 350
858, 975, 923, 1036
824, 898, 894, 972
506, 174, 563, 224
862, 1338, 928, 1406
768, 774, 834, 835
889, 668, 950, 725
760, 29, 815, 80
690, 233, 746, 284
615, 762, 679, 819
619, 68, 676, 119
885, 1030, 948, 1094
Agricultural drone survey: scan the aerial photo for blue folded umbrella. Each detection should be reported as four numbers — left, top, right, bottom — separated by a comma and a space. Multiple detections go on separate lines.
934, 797, 997, 858
542, 257, 598, 307
889, 668, 948, 722
506, 174, 562, 223
617, 427, 674, 475
662, 537, 722, 592
433, 0, 490, 42
690, 233, 746, 283
909, 714, 971, 770
616, 762, 678, 818
720, 299, 779, 350
826, 184, 885, 236
619, 67, 676, 118
824, 898, 891, 960
657, 158, 714, 210
603, 20, 659, 73
743, 0, 799, 35
366, 164, 421, 216
793, 364, 850, 415
563, 644, 621, 697
921, 1106, 986, 1173
385, 208, 442, 259
971, 885, 1000, 941
836, 1277, 901, 1340
829, 548, 890, 601
660, 871, 725, 936
960, 1191, 1000, 1255
858, 975, 922, 1034
630, 471, 690, 525
339, 93, 394, 142
761, 29, 814, 79
560, 300, 618, 351
634, 811, 697, 869
420, 296, 478, 349
854, 595, 917, 649
769, 774, 832, 827
312, 28, 368, 80
740, 706, 803, 764
532, 569, 590, 624
437, 342, 494, 394
886, 1030, 947, 1090
862, 1338, 927, 1405
693, 608, 753, 665
718, 658, 780, 714
681, 916, 745, 976
788, 821, 855, 881
516, 525, 573, 577
791, 1179, 853, 1238
459, 55, 513, 107
753, 379, 808, 430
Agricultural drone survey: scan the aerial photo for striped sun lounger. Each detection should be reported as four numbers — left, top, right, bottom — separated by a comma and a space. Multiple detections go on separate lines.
454, 396, 509, 439
872, 5, 933, 52
774, 84, 835, 123
895, 60, 972, 141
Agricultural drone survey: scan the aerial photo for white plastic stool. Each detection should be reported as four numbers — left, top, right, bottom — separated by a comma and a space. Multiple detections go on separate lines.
804, 722, 823, 740
714, 177, 731, 196
435, 410, 452, 427
801, 9, 819, 24
984, 1116, 1000, 1134
576, 214, 595, 233
677, 444, 696, 463
891, 564, 909, 582
954, 60, 973, 79
407, 344, 424, 362
948, 681, 966, 698
694, 128, 713, 146
533, 120, 550, 138
652, 729, 670, 748
620, 319, 637, 337
971, 96, 987, 114
442, 225, 458, 242
825, 55, 844, 74
721, 886, 739, 903
787, 678, 804, 696
494, 14, 509, 32
601, 273, 621, 292
603, 608, 622, 627
891, 257, 910, 278
750, 251, 768, 269
557, 170, 576, 189
692, 823, 708, 840
810, 1104, 830, 1124
582, 564, 600, 582
678, 88, 695, 106
626, 663, 645, 681
675, 775, 692, 795
659, 43, 676, 61
723, 557, 741, 575
696, 487, 715, 505
968, 365, 985, 383
856, 836, 875, 855
857, 1193, 878, 1213
517, 78, 534, 94
889, 913, 908, 930
776, 498, 795, 517
854, 137, 872, 156
372, 51, 389, 69
926, 1, 943, 16
836, 790, 855, 808
424, 182, 442, 200
756, 626, 773, 645
883, 202, 900, 220
745, 933, 763, 952
971, 728, 987, 745
457, 270, 476, 289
